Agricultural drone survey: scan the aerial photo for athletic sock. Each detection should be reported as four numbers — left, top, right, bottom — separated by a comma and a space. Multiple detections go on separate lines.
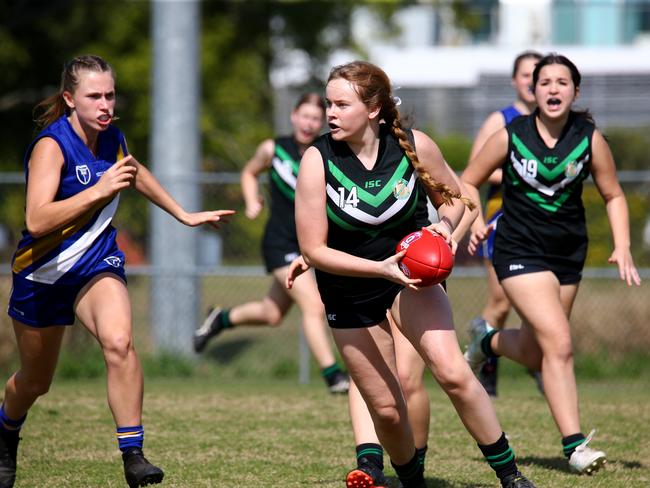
219, 309, 233, 329
391, 451, 424, 487
0, 403, 26, 433
481, 329, 500, 358
356, 443, 384, 469
116, 425, 144, 452
416, 445, 428, 470
321, 363, 344, 386
562, 433, 586, 458
478, 432, 518, 481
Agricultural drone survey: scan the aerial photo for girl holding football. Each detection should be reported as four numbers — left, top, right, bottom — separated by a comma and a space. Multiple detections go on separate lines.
292, 60, 535, 488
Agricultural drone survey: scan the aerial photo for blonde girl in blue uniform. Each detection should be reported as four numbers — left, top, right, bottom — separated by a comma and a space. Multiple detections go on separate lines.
0, 55, 234, 488
293, 60, 535, 488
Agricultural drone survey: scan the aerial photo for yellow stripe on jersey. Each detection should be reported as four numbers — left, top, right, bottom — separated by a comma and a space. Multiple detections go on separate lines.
13, 144, 124, 275
12, 203, 104, 275
485, 189, 503, 221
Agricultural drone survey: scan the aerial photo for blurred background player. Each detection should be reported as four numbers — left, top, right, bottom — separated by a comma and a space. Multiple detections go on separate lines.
193, 93, 349, 394
465, 50, 543, 397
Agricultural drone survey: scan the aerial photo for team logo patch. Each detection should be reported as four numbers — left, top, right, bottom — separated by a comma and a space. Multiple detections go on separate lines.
103, 256, 123, 268
392, 178, 411, 200
565, 161, 579, 178
75, 164, 92, 185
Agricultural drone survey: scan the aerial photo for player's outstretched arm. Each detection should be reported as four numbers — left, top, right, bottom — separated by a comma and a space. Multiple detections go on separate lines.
130, 155, 235, 229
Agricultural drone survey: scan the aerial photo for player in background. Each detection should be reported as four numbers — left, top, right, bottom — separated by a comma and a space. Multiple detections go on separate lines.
462, 53, 641, 475
294, 60, 536, 488
193, 93, 349, 394
465, 50, 543, 397
0, 55, 234, 488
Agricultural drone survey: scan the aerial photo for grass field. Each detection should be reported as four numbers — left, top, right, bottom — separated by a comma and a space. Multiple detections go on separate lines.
12, 370, 650, 487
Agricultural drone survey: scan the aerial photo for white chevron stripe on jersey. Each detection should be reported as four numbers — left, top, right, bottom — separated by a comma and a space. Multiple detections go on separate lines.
325, 173, 416, 225
26, 195, 120, 284
271, 156, 297, 190
511, 151, 589, 197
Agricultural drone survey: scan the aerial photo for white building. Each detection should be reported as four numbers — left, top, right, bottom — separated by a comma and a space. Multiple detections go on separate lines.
272, 1, 650, 136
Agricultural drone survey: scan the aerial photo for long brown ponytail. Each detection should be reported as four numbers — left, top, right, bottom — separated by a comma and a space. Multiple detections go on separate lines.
33, 54, 114, 129
327, 61, 474, 210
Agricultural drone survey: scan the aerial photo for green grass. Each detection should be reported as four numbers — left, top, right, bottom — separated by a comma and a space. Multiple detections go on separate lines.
13, 375, 650, 487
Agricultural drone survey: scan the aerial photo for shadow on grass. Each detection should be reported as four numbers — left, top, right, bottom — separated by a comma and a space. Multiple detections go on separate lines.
387, 476, 491, 487
205, 337, 255, 363
516, 455, 570, 472
518, 455, 643, 474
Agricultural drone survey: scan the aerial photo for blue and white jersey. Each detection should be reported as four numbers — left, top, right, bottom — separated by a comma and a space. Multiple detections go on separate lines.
11, 116, 127, 284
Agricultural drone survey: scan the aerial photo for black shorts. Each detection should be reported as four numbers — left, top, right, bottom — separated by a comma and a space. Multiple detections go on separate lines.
262, 244, 300, 273
494, 262, 582, 285
321, 282, 403, 329
261, 228, 300, 272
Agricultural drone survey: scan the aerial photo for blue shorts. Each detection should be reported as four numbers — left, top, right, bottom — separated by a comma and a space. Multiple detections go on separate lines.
476, 211, 502, 260
8, 266, 127, 328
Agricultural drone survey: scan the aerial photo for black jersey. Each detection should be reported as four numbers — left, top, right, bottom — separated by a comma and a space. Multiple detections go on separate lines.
311, 125, 427, 307
264, 136, 301, 244
494, 111, 595, 271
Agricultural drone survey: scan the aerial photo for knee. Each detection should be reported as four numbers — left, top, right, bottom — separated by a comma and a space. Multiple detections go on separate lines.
101, 332, 135, 363
545, 340, 574, 365
493, 299, 510, 322
431, 364, 468, 396
372, 402, 405, 431
398, 371, 423, 401
18, 375, 53, 399
266, 308, 284, 327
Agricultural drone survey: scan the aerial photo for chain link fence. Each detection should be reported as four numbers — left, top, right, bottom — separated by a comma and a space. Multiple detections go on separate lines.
0, 173, 648, 377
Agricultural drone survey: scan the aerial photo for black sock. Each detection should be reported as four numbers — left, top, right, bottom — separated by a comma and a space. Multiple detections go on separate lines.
481, 329, 499, 358
321, 363, 343, 386
416, 445, 428, 470
391, 451, 424, 487
356, 443, 383, 470
562, 433, 585, 458
219, 309, 232, 329
478, 432, 518, 481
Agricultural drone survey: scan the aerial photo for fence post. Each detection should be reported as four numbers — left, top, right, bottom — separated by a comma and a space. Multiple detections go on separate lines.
150, 0, 201, 355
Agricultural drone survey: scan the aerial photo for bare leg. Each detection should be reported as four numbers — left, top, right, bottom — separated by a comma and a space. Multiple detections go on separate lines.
333, 322, 415, 465
481, 260, 511, 329
495, 272, 581, 436
388, 313, 429, 449
274, 267, 336, 368
392, 285, 502, 445
2, 321, 65, 420
75, 274, 142, 426
228, 274, 293, 327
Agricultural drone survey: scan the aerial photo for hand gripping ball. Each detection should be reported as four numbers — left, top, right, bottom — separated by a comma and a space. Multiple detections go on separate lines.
396, 229, 454, 286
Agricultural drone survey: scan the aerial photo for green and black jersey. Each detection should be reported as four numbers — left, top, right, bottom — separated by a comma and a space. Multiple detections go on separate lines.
311, 125, 427, 312
495, 111, 595, 272
261, 136, 302, 271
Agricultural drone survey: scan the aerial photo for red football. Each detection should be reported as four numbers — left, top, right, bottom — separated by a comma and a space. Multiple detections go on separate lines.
396, 229, 454, 286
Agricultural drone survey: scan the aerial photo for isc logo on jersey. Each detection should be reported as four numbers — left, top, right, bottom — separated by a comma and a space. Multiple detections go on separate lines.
76, 164, 92, 185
